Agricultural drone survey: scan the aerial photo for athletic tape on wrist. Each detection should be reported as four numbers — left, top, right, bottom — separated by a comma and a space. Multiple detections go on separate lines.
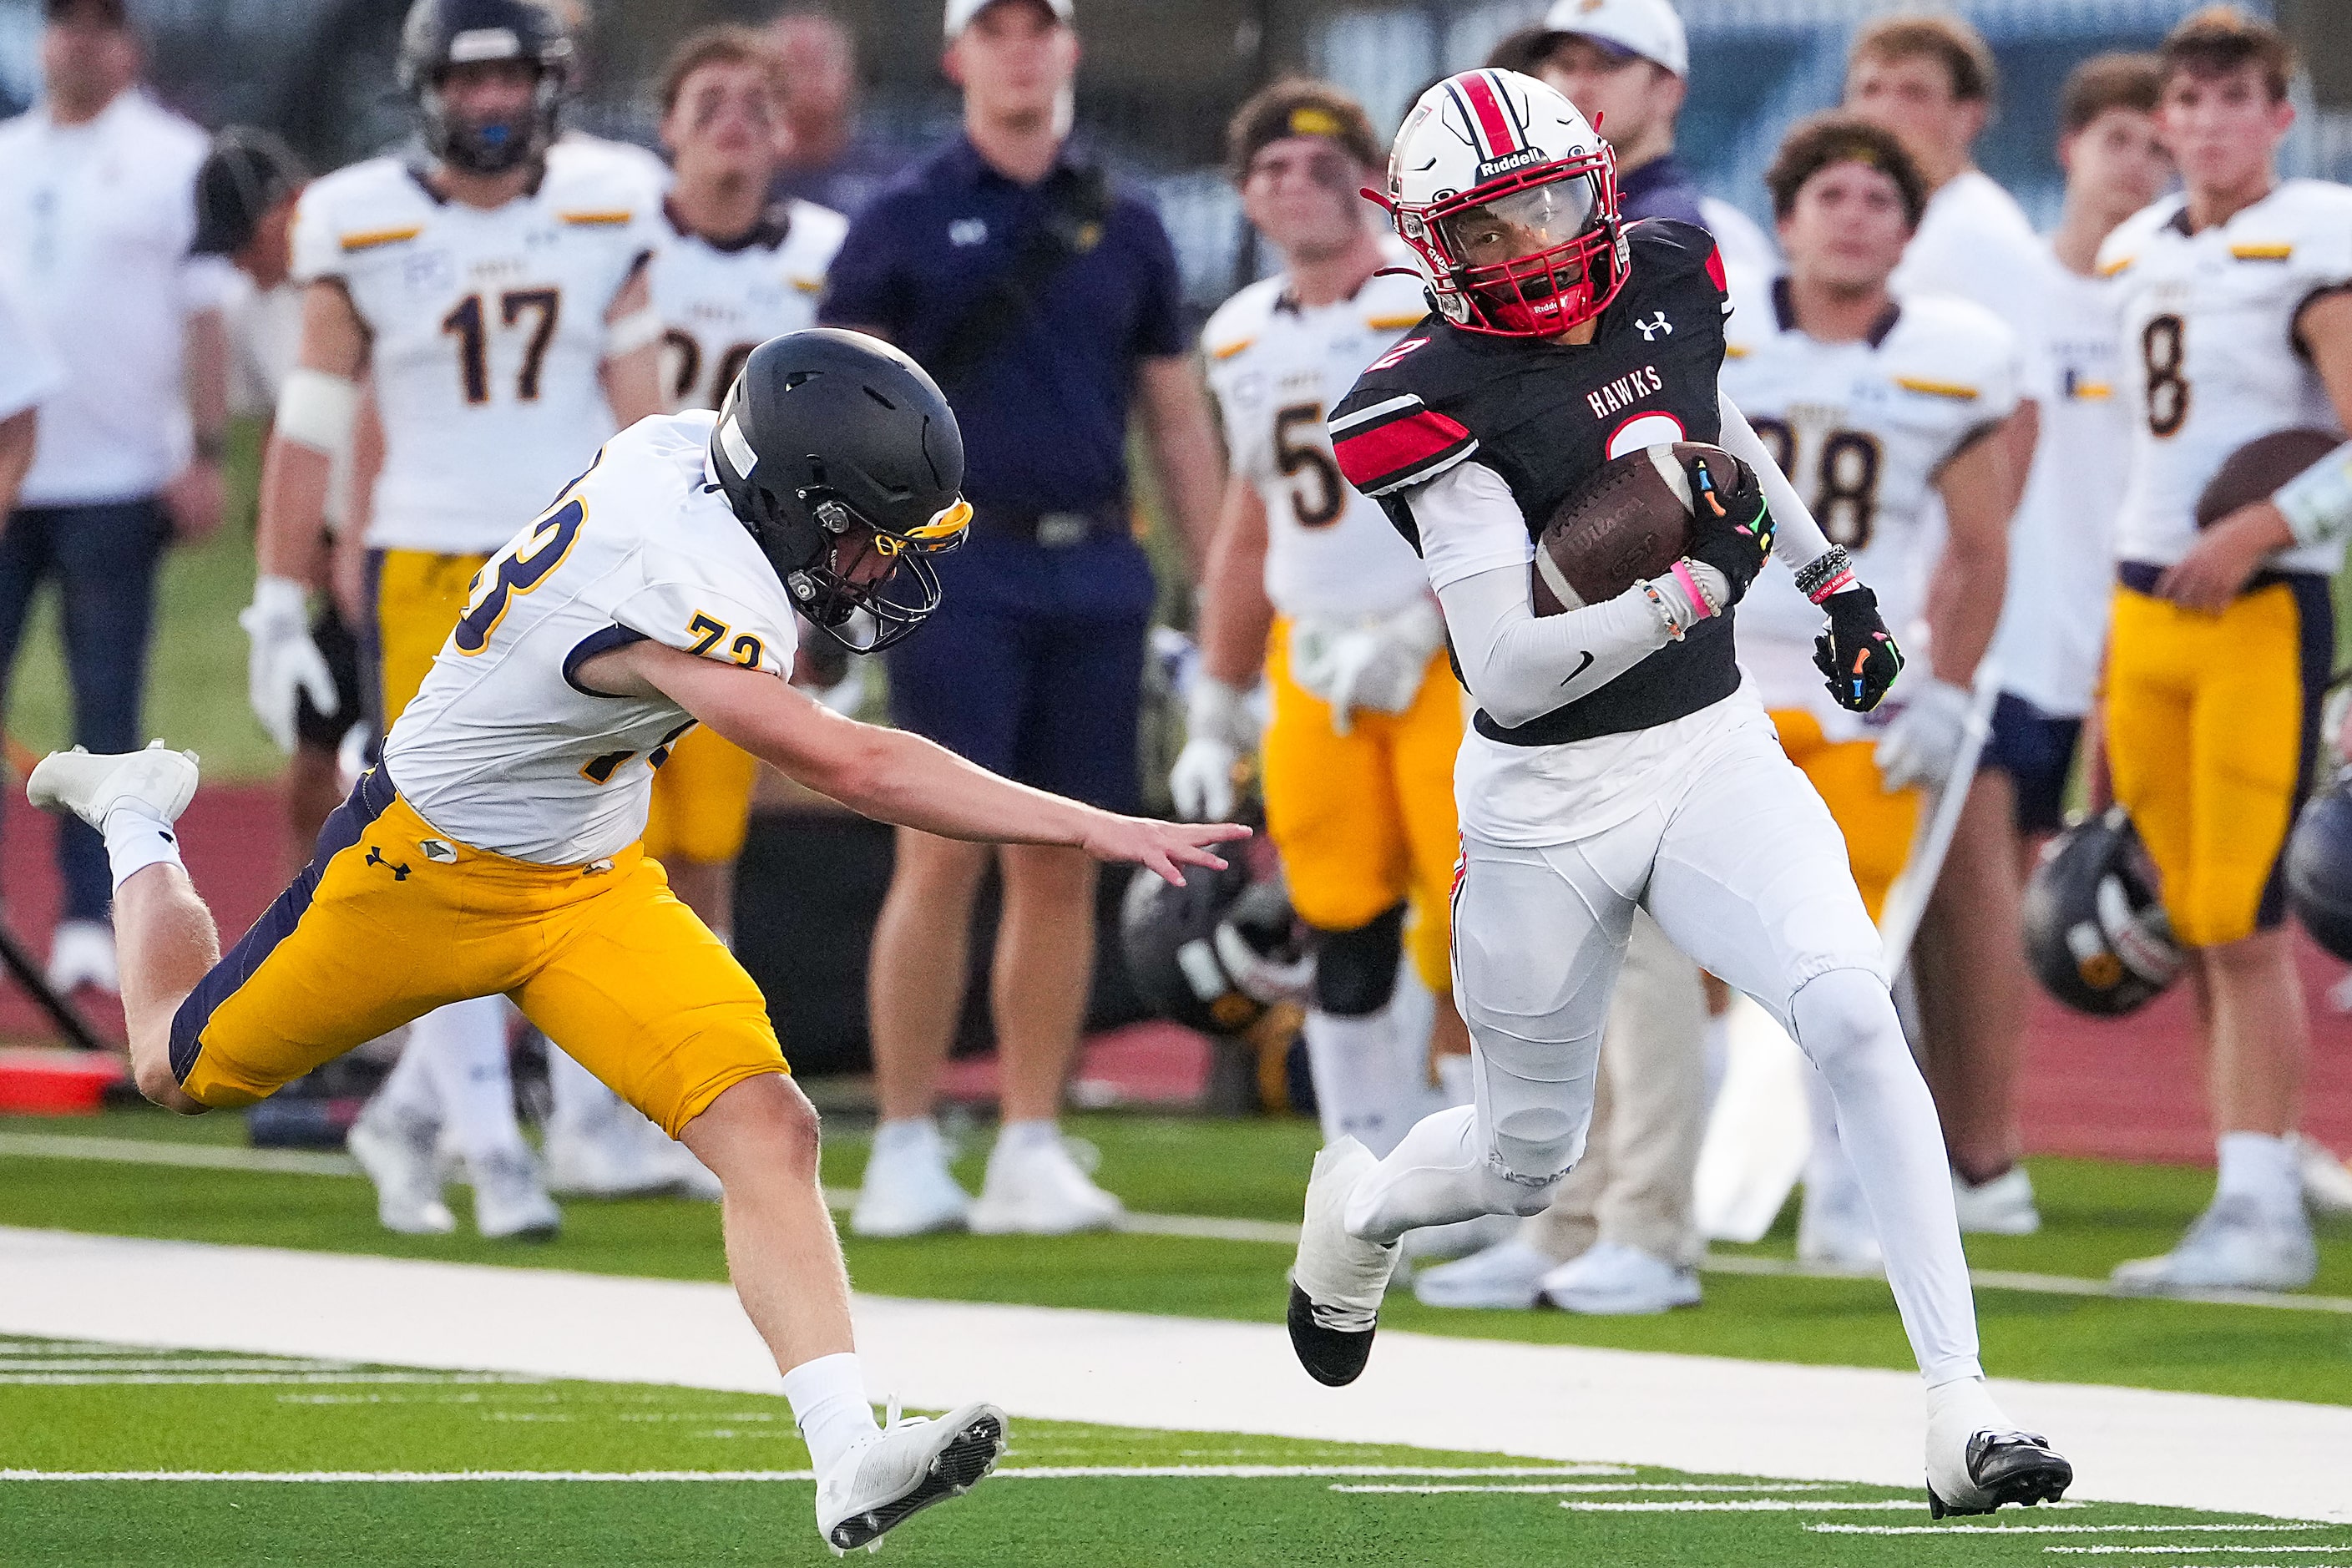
606, 306, 664, 359
2276, 442, 2352, 548
273, 368, 360, 457
1796, 544, 1856, 604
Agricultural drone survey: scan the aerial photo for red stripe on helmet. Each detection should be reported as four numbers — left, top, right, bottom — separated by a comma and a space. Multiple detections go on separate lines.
1333, 408, 1471, 489
1459, 72, 1520, 159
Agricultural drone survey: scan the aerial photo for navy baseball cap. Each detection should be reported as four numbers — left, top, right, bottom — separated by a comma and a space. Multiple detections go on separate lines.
192, 127, 307, 257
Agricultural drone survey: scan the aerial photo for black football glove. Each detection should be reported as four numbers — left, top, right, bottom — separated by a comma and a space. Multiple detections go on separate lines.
1812, 585, 1904, 713
1682, 450, 1775, 609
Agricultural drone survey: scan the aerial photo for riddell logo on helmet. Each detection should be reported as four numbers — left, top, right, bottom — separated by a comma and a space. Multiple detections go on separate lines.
1475, 148, 1545, 182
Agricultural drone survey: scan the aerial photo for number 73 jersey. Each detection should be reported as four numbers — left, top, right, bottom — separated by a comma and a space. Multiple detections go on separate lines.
2098, 178, 2352, 576
290, 143, 664, 554
1721, 269, 2022, 735
1200, 253, 1434, 620
383, 411, 798, 867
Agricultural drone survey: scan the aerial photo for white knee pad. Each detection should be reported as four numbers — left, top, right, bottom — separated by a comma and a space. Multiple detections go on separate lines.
1472, 1027, 1596, 1190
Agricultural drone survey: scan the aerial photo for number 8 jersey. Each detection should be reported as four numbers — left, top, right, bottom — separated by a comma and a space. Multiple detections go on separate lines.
1721, 267, 2021, 738
383, 411, 797, 866
1200, 250, 1432, 620
289, 143, 664, 554
2097, 178, 2352, 577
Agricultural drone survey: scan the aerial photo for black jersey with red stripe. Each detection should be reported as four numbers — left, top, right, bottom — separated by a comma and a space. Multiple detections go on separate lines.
1328, 219, 1738, 747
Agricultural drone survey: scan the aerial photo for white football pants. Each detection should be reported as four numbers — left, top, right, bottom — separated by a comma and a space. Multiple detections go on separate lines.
1343, 717, 1983, 1385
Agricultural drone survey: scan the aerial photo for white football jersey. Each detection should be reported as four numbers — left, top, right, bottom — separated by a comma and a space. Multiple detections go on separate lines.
1987, 244, 2131, 717
651, 200, 845, 413
384, 411, 798, 865
2099, 179, 2352, 575
290, 141, 664, 554
1723, 269, 2023, 738
1202, 252, 1432, 620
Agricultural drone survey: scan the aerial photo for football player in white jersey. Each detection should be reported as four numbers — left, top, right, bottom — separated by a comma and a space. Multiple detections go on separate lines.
645, 25, 848, 943
29, 329, 1243, 1553
1176, 81, 1464, 1167
2095, 8, 2352, 1294
1722, 115, 2028, 1270
241, 0, 667, 1237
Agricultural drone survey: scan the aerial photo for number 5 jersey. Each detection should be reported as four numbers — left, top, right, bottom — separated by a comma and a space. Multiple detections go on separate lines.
289, 142, 664, 555
382, 411, 797, 865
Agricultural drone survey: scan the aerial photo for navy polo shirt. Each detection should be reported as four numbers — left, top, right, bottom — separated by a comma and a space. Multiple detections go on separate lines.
1619, 153, 1709, 230
818, 136, 1187, 517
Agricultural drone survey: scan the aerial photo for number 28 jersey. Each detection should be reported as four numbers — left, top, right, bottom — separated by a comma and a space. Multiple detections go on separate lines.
2098, 179, 2352, 575
1199, 252, 1431, 620
383, 412, 797, 866
290, 143, 664, 554
1722, 270, 2021, 736
650, 199, 847, 413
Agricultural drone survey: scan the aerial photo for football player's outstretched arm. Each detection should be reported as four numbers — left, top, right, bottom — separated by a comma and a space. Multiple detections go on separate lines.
600, 265, 665, 428
602, 639, 1249, 886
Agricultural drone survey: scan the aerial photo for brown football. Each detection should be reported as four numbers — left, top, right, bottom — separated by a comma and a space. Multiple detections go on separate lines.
2194, 427, 2342, 529
1533, 443, 1739, 615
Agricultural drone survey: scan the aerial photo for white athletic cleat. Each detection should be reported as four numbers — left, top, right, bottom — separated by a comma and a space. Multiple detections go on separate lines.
469, 1146, 561, 1240
1540, 1241, 1702, 1316
27, 741, 200, 830
346, 1103, 455, 1236
968, 1134, 1123, 1236
851, 1121, 972, 1238
1399, 1211, 1517, 1265
2294, 1134, 2352, 1216
815, 1400, 1006, 1553
44, 919, 119, 996
2110, 1196, 2317, 1295
544, 1113, 681, 1199
1952, 1166, 2043, 1236
1287, 1138, 1400, 1386
1411, 1237, 1554, 1310
1797, 1174, 1884, 1275
1925, 1378, 2071, 1519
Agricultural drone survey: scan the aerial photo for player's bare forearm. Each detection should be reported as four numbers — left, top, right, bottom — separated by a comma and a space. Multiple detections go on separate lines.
1925, 411, 2025, 684
1197, 476, 1275, 686
2302, 292, 2352, 435
1137, 354, 1227, 577
183, 307, 230, 459
258, 283, 370, 583
0, 407, 34, 521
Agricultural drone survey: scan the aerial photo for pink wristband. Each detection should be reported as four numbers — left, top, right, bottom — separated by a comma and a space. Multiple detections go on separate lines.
1669, 560, 1717, 622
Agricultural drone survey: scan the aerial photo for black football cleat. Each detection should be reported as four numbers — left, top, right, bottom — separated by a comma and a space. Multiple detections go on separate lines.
1926, 1429, 2073, 1519
1287, 1140, 1399, 1388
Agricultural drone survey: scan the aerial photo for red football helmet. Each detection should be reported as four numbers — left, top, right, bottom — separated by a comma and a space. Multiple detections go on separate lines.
1378, 68, 1628, 338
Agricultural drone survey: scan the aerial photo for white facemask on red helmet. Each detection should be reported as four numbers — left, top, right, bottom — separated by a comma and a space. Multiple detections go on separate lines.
1378, 68, 1628, 338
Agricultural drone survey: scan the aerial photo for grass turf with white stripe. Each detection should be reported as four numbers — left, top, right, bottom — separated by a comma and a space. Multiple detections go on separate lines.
3, 1337, 2339, 1567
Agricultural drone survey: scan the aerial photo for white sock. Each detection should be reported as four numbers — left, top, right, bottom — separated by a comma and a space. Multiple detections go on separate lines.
870, 1115, 945, 1167
102, 802, 185, 890
545, 1043, 625, 1136
408, 996, 525, 1165
1435, 1051, 1474, 1109
781, 1351, 880, 1475
2215, 1130, 2299, 1216
369, 1034, 442, 1127
1303, 1007, 1419, 1157
995, 1118, 1060, 1157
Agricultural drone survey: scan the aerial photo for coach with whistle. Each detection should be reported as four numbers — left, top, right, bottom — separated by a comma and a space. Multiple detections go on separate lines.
822, 0, 1223, 1238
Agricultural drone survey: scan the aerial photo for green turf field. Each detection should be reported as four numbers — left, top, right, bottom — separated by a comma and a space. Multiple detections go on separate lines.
4, 1106, 2349, 1409
1, 1333, 2338, 1566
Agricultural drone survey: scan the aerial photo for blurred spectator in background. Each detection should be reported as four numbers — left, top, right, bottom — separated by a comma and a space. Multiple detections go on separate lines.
190, 128, 365, 872
0, 0, 230, 996
1844, 12, 2044, 1233
767, 9, 901, 217
827, 0, 1222, 1237
0, 276, 60, 523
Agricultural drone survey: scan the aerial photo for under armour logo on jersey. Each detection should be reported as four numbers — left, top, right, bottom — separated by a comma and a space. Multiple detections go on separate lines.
1635, 311, 1672, 341
365, 845, 412, 882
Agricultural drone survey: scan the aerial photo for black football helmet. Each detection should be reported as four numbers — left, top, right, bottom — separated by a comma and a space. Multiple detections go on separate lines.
2021, 807, 2183, 1017
709, 329, 969, 653
2287, 772, 2352, 963
397, 0, 574, 176
1120, 859, 1313, 1037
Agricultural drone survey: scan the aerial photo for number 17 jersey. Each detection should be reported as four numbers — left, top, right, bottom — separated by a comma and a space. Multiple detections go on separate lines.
383, 412, 798, 866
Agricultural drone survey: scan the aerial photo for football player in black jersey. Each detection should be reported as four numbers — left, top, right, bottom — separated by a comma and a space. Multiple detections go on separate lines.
1292, 67, 2070, 1519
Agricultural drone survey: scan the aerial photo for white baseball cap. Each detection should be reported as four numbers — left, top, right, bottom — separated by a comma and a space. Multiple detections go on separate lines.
945, 0, 1073, 38
1540, 0, 1688, 78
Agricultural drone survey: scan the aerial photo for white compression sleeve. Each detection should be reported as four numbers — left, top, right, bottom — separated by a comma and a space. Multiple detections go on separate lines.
1403, 462, 1676, 728
1717, 390, 1834, 571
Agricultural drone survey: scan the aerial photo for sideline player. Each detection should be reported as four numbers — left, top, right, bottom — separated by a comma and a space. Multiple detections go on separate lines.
30, 328, 1244, 1552
1300, 69, 2068, 1516
2097, 8, 2352, 1293
646, 25, 848, 942
242, 0, 665, 1236
1176, 80, 1462, 1162
1723, 116, 2028, 1269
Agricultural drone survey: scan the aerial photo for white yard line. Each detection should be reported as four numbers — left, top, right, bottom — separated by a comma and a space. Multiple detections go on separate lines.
1, 1227, 2347, 1523
1566, 1500, 2088, 1513
1816, 1525, 2339, 1536
8, 1130, 2349, 1313
0, 1464, 1613, 1485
